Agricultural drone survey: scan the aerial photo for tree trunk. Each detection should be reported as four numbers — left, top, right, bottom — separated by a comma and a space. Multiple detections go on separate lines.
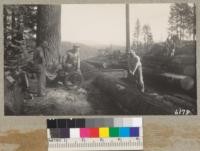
4, 7, 8, 46
11, 7, 16, 43
37, 5, 61, 67
193, 5, 196, 41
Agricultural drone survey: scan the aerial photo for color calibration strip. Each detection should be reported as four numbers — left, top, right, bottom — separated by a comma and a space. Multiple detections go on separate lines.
47, 118, 143, 150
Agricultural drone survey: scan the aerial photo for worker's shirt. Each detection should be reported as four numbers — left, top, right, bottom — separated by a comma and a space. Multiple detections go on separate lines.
64, 49, 79, 67
128, 55, 141, 72
33, 47, 45, 66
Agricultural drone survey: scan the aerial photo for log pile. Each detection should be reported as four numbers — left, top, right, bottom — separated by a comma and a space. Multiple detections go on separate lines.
142, 55, 196, 97
94, 74, 196, 115
142, 55, 196, 77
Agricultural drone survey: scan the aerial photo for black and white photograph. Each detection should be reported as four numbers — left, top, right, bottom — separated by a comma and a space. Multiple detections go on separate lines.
4, 3, 197, 115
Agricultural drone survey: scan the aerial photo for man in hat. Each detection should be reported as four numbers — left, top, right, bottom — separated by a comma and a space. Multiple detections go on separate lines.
128, 49, 145, 93
62, 44, 80, 72
33, 41, 49, 96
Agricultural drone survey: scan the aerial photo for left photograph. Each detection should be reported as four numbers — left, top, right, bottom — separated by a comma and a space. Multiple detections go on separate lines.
4, 4, 127, 115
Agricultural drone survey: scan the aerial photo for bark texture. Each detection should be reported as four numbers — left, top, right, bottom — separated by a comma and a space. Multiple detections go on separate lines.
37, 5, 61, 67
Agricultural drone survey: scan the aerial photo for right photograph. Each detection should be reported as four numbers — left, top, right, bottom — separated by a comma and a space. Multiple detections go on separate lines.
129, 3, 196, 115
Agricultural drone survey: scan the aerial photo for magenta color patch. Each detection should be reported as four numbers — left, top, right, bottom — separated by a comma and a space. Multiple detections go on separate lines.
80, 128, 90, 138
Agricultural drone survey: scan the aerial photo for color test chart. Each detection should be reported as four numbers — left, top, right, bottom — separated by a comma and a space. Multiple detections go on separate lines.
47, 117, 143, 150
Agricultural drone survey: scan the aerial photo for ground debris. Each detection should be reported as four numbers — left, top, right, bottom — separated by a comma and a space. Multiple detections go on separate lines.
22, 87, 93, 115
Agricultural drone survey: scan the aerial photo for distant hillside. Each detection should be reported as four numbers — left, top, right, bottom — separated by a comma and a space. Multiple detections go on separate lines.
61, 41, 126, 61
61, 41, 99, 60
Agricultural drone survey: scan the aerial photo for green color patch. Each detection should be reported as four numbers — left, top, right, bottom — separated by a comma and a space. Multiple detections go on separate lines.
109, 127, 119, 137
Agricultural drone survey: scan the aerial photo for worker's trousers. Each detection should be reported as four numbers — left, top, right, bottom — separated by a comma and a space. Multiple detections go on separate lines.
36, 64, 46, 95
137, 65, 145, 92
129, 65, 145, 92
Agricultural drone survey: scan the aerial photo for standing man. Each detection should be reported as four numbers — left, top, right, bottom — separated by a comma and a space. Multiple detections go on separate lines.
62, 45, 80, 73
165, 35, 176, 57
128, 49, 145, 93
33, 41, 49, 97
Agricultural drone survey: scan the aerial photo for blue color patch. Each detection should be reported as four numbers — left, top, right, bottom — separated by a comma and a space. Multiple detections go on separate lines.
130, 127, 139, 137
119, 127, 130, 137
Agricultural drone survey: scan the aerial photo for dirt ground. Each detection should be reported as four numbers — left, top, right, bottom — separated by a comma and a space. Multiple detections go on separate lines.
22, 85, 123, 116
23, 87, 92, 115
22, 69, 123, 115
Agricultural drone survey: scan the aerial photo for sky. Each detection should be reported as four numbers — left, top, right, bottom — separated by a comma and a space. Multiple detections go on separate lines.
61, 4, 171, 46
130, 4, 171, 42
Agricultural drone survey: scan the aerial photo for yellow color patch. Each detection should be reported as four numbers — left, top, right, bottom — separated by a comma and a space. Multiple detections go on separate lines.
99, 127, 109, 138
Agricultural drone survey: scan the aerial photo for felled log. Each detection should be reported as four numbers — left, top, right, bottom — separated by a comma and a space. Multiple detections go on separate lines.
81, 61, 101, 80
142, 55, 196, 76
94, 74, 196, 115
142, 55, 195, 65
160, 73, 194, 90
143, 67, 195, 96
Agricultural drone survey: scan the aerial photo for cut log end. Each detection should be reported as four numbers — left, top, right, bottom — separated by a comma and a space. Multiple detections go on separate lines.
181, 76, 194, 90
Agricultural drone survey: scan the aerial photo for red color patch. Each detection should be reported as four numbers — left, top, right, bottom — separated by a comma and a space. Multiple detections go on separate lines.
89, 128, 99, 138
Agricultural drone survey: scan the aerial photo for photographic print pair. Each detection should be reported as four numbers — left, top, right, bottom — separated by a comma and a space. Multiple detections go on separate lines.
4, 3, 197, 116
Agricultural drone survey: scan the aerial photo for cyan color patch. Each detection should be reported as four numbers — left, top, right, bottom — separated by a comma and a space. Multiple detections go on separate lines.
119, 127, 130, 137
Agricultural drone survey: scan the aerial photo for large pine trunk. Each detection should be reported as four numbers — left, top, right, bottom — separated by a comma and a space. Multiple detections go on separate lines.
193, 5, 196, 41
37, 5, 61, 68
3, 7, 7, 46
